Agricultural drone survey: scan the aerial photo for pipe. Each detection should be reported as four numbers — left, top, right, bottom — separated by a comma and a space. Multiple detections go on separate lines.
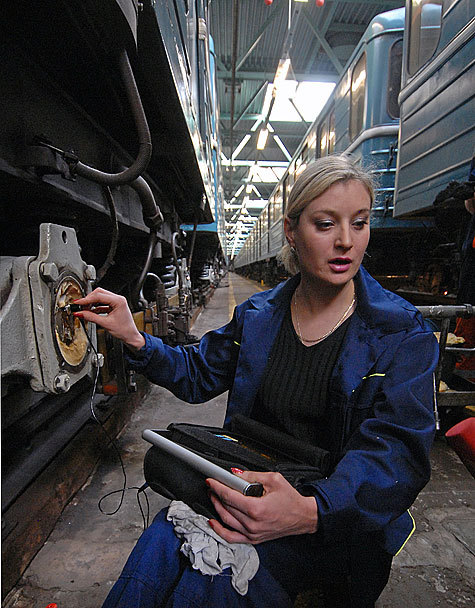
187, 213, 200, 270
138, 272, 163, 309
75, 49, 152, 186
128, 175, 164, 228
171, 232, 184, 290
95, 186, 119, 283
132, 231, 159, 309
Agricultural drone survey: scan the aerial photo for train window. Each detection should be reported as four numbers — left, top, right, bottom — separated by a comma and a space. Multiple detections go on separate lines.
271, 202, 276, 225
319, 120, 329, 158
289, 163, 296, 186
307, 130, 317, 161
350, 53, 366, 141
283, 175, 289, 213
262, 207, 268, 230
275, 185, 283, 222
328, 111, 335, 154
318, 110, 335, 157
296, 144, 308, 178
387, 39, 403, 119
408, 0, 443, 76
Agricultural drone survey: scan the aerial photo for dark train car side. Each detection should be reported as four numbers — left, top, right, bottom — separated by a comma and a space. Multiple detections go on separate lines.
0, 0, 224, 594
394, 0, 474, 297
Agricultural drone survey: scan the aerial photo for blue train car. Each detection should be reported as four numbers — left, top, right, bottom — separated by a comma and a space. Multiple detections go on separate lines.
394, 0, 474, 218
235, 8, 428, 287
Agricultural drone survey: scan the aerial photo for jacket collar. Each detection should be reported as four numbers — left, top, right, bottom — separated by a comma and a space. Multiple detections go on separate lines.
247, 267, 422, 336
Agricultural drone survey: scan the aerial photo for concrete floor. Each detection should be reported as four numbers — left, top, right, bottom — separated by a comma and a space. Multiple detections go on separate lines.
3, 273, 475, 608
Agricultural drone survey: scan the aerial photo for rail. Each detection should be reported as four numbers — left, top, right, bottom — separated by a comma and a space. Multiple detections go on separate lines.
417, 304, 474, 429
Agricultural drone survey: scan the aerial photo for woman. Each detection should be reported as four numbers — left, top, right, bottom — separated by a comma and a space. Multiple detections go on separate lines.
75, 155, 438, 607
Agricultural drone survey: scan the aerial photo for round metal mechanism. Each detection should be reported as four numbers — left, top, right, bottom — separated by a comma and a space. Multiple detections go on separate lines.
53, 277, 89, 368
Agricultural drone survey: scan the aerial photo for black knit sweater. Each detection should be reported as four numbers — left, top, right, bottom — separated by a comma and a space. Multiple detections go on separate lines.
251, 307, 350, 449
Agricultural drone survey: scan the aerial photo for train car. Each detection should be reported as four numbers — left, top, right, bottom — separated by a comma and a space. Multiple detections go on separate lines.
394, 0, 474, 295
235, 7, 431, 289
0, 0, 224, 511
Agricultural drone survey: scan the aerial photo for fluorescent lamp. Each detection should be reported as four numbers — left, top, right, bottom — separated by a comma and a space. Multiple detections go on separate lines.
273, 58, 291, 94
257, 128, 269, 150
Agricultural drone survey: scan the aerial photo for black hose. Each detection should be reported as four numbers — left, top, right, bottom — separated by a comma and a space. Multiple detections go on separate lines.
132, 231, 159, 309
95, 186, 119, 283
171, 232, 184, 290
129, 175, 164, 229
75, 49, 152, 186
138, 272, 164, 307
187, 213, 199, 269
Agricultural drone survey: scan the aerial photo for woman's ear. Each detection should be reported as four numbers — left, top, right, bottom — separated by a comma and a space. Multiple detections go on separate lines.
283, 217, 294, 247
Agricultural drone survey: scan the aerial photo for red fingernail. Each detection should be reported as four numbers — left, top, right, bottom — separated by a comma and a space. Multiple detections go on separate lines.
73, 312, 82, 317
205, 479, 211, 487
231, 468, 244, 475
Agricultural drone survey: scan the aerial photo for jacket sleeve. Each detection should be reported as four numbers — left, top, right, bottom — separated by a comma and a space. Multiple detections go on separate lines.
309, 328, 438, 543
124, 305, 245, 403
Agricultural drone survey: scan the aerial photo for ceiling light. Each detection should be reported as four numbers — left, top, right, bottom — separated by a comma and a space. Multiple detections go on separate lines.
257, 128, 269, 150
273, 57, 291, 95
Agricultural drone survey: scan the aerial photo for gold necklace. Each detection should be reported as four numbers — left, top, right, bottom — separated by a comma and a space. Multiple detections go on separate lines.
293, 290, 356, 345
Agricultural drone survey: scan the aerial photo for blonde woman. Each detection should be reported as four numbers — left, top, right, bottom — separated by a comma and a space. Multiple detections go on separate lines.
76, 155, 438, 608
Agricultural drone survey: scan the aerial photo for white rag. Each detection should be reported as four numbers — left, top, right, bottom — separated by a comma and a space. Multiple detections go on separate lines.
167, 500, 260, 595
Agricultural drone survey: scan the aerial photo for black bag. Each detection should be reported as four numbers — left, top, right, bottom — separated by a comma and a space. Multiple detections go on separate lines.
143, 414, 330, 519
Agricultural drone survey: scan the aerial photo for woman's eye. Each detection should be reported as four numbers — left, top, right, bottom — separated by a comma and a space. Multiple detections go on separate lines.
315, 221, 333, 230
353, 219, 369, 229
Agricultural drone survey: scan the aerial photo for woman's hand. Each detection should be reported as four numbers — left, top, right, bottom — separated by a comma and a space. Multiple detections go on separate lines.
207, 470, 318, 545
73, 287, 145, 350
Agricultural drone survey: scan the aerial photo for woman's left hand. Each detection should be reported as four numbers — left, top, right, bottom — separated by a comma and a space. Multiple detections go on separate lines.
207, 470, 318, 545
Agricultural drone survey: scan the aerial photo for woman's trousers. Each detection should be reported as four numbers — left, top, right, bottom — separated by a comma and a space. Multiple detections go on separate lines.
102, 509, 392, 608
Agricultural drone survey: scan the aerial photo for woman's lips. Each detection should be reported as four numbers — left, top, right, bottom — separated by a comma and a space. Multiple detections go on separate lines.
329, 258, 352, 272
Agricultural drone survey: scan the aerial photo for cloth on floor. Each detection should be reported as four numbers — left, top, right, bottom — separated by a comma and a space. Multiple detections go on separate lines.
167, 500, 259, 595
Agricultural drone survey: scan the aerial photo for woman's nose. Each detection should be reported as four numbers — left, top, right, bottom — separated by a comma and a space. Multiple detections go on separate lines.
335, 225, 352, 249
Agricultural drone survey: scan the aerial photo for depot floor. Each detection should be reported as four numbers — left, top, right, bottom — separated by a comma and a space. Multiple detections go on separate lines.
4, 273, 475, 608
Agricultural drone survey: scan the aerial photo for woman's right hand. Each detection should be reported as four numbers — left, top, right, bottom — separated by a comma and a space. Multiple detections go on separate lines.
73, 287, 146, 351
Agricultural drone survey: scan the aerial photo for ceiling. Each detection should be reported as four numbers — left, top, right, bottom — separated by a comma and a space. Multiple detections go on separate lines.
207, 0, 404, 257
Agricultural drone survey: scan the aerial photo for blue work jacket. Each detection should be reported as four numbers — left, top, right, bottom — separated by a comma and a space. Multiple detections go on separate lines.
128, 268, 438, 555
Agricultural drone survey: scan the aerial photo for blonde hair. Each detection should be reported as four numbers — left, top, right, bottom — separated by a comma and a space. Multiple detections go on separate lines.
279, 155, 375, 274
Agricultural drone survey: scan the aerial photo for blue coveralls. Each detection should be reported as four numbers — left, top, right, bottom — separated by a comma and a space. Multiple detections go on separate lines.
103, 268, 438, 607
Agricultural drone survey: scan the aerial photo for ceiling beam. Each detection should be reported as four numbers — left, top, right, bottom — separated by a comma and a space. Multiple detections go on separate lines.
302, 5, 344, 74
236, 2, 285, 71
232, 80, 268, 130
303, 1, 337, 73
335, 0, 402, 5
217, 69, 338, 82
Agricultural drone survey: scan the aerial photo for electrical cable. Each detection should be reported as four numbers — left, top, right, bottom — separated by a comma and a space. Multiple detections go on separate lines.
78, 317, 151, 529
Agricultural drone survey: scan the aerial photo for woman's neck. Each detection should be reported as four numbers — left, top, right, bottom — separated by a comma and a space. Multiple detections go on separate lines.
295, 276, 355, 315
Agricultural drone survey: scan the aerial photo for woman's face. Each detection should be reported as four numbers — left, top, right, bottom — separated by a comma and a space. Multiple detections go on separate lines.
285, 179, 371, 288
